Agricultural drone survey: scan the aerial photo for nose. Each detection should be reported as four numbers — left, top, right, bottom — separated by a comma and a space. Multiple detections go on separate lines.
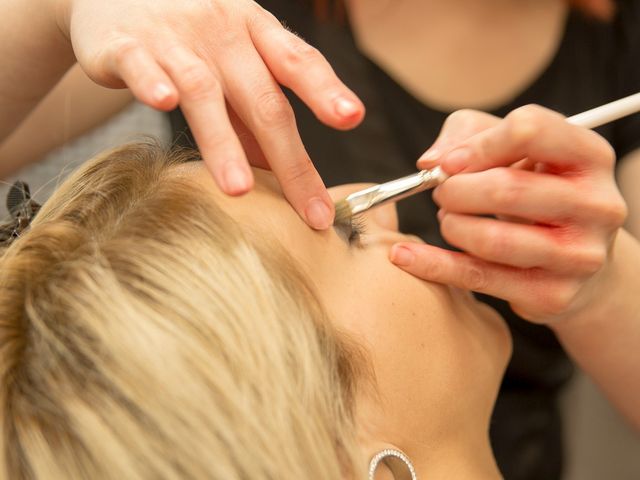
328, 184, 399, 232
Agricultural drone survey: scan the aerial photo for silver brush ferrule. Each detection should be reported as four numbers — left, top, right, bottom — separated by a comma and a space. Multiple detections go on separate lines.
344, 166, 448, 216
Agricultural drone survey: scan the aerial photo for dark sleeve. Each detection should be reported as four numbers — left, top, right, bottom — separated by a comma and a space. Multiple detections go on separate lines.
612, 0, 640, 160
254, 0, 313, 31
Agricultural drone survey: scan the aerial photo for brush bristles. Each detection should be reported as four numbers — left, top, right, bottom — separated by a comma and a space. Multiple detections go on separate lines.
333, 199, 353, 227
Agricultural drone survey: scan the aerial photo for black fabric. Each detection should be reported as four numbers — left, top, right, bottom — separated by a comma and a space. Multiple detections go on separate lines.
169, 1, 640, 478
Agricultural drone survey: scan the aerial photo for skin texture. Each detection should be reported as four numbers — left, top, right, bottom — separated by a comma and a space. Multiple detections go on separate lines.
0, 65, 133, 178
4, 0, 366, 230
347, 0, 569, 111
59, 0, 366, 229
346, 0, 640, 431
402, 106, 640, 430
189, 163, 512, 479
3, 0, 638, 442
409, 106, 627, 324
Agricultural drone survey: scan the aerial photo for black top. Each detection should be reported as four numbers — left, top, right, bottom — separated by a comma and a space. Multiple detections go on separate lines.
169, 2, 640, 478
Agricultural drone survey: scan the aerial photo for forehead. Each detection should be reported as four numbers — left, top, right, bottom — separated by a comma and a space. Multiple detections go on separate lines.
179, 162, 285, 209
180, 162, 336, 257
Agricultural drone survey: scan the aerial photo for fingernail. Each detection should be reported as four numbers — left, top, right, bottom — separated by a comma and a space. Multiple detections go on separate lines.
442, 147, 470, 174
305, 197, 332, 230
223, 163, 250, 194
390, 245, 414, 266
334, 97, 359, 118
153, 83, 173, 103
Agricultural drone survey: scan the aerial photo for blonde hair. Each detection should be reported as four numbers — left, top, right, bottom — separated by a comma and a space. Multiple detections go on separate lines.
0, 142, 366, 479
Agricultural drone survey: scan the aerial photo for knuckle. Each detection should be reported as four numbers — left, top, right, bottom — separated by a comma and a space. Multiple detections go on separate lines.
597, 139, 617, 166
461, 139, 485, 165
583, 248, 607, 274
215, 30, 244, 50
179, 62, 219, 100
588, 194, 628, 227
280, 156, 316, 185
568, 246, 606, 275
202, 0, 226, 18
201, 130, 237, 155
542, 281, 580, 316
248, 6, 281, 30
489, 169, 523, 209
444, 109, 479, 130
461, 264, 488, 291
258, 7, 281, 25
604, 197, 628, 227
282, 36, 322, 69
418, 253, 444, 279
254, 90, 294, 128
110, 38, 141, 68
198, 1, 233, 28
505, 105, 546, 147
441, 109, 500, 139
510, 103, 549, 120
476, 223, 507, 260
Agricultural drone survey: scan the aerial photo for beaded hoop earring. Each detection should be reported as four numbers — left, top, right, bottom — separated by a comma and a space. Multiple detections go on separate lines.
368, 448, 418, 480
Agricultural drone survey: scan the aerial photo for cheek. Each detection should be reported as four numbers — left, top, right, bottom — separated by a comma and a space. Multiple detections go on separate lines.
348, 261, 509, 440
344, 259, 468, 384
351, 273, 474, 435
366, 275, 471, 390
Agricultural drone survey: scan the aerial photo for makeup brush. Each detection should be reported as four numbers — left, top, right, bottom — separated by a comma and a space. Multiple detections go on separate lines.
333, 91, 640, 229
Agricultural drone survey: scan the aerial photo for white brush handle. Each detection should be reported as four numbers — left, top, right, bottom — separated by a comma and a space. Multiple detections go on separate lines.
338, 93, 640, 219
567, 92, 640, 128
431, 94, 640, 187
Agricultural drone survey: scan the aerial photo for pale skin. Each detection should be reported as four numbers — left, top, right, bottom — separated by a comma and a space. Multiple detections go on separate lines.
2, 0, 639, 434
0, 65, 132, 178
190, 163, 512, 480
2, 0, 366, 229
400, 106, 640, 429
347, 0, 640, 429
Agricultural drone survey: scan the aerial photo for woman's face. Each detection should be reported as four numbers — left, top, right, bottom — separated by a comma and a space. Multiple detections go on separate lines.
192, 165, 511, 455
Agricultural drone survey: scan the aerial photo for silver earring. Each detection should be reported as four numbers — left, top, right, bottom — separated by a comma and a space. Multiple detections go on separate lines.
368, 448, 418, 480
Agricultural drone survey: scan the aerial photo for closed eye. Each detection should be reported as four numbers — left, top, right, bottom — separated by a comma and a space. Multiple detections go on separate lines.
334, 214, 367, 247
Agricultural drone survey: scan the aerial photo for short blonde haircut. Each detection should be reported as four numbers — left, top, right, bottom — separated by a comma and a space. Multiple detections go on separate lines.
0, 143, 365, 479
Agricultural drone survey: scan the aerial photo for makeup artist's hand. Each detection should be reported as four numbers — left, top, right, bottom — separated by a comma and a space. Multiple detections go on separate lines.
52, 0, 364, 229
390, 106, 628, 324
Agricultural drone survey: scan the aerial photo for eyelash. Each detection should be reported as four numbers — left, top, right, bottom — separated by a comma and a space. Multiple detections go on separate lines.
347, 214, 367, 245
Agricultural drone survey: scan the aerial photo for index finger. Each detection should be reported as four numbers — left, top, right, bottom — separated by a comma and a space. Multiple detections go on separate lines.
417, 110, 500, 169
250, 11, 365, 130
159, 46, 254, 195
218, 46, 335, 230
439, 104, 615, 176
